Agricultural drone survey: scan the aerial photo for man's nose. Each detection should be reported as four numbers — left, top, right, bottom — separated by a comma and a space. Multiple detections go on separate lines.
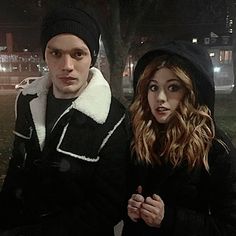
62, 54, 74, 72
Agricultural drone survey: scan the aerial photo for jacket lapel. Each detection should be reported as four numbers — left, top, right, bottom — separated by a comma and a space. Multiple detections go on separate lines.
30, 94, 47, 151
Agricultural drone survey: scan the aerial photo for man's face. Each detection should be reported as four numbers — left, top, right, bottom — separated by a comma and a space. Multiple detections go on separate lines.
45, 34, 92, 99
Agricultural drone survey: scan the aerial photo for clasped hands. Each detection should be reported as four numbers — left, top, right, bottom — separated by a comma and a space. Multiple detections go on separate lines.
127, 186, 165, 228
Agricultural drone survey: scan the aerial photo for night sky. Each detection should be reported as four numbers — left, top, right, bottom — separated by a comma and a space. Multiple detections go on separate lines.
0, 0, 231, 52
0, 0, 42, 51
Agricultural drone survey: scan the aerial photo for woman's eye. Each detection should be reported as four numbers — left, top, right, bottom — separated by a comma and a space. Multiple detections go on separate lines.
148, 84, 158, 92
169, 84, 182, 92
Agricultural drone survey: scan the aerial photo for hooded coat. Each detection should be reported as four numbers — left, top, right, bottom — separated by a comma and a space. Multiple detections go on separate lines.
0, 68, 130, 236
122, 41, 236, 236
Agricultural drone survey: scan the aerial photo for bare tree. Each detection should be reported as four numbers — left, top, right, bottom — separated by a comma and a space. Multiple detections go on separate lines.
73, 0, 157, 105
11, 0, 229, 102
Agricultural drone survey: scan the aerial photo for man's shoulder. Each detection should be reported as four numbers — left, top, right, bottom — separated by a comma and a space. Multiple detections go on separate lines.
109, 97, 127, 117
105, 96, 130, 130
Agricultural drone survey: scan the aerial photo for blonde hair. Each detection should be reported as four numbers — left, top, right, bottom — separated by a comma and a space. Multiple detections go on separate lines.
130, 55, 215, 171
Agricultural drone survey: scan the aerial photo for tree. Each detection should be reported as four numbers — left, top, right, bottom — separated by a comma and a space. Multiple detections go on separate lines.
77, 0, 158, 105
78, 0, 227, 105
39, 0, 156, 105
6, 0, 229, 104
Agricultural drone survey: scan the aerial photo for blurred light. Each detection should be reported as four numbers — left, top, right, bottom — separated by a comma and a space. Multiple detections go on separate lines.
0, 65, 6, 72
192, 38, 198, 43
43, 66, 49, 71
214, 66, 221, 73
209, 52, 215, 57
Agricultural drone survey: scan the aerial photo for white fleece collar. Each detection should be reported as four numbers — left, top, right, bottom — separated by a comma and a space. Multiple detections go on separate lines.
23, 67, 112, 124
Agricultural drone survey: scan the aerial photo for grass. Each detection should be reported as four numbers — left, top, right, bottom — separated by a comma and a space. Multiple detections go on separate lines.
215, 94, 236, 143
0, 94, 16, 178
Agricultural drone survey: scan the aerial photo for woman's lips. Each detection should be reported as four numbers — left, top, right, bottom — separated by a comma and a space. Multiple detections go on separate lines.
156, 107, 169, 112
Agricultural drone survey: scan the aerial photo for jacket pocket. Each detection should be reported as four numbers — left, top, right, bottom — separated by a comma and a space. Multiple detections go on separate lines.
56, 123, 100, 162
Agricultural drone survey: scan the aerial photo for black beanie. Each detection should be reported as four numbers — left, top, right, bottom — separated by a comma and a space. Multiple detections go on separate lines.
40, 7, 101, 66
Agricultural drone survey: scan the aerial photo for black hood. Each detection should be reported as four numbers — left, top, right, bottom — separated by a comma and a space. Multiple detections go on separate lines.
133, 40, 215, 114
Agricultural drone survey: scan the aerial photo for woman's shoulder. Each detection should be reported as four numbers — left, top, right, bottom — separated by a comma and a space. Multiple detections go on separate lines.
209, 127, 236, 175
212, 127, 235, 154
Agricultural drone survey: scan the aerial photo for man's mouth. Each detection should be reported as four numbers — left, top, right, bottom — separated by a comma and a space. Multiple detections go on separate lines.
59, 76, 76, 85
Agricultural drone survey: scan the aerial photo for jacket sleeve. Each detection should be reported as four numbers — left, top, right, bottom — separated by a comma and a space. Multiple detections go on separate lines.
0, 93, 32, 229
161, 138, 236, 236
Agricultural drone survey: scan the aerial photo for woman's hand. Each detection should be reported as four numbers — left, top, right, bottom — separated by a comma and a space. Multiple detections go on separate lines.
127, 186, 144, 222
140, 194, 165, 228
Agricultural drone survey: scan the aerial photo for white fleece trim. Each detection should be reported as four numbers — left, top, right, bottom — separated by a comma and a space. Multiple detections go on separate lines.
14, 92, 21, 121
56, 123, 100, 162
29, 94, 47, 151
22, 75, 51, 96
21, 68, 111, 150
13, 130, 32, 140
22, 68, 111, 124
72, 68, 111, 124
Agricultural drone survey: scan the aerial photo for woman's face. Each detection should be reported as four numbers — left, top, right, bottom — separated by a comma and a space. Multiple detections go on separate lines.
147, 67, 185, 124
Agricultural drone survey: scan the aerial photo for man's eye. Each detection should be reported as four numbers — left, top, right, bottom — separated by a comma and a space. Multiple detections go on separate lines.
50, 50, 60, 57
72, 51, 85, 59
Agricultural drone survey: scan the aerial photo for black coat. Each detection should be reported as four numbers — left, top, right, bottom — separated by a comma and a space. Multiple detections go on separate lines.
0, 69, 131, 236
122, 129, 236, 236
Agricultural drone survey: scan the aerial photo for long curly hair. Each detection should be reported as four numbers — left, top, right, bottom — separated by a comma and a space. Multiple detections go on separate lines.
130, 55, 215, 171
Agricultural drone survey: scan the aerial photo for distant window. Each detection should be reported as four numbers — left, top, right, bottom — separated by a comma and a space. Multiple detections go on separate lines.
219, 50, 232, 64
209, 52, 215, 57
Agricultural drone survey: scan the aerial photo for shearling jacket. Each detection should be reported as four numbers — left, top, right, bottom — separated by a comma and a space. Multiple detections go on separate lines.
0, 68, 130, 236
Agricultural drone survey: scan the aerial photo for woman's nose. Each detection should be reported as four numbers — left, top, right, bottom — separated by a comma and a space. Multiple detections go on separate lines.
156, 89, 167, 102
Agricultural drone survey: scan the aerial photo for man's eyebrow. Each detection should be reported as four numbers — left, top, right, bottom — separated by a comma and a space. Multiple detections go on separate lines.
47, 45, 89, 52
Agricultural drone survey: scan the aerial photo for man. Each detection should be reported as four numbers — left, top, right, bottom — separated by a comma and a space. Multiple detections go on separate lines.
0, 7, 130, 236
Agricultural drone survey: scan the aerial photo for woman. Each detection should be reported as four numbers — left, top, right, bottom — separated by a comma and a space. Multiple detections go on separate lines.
122, 40, 236, 236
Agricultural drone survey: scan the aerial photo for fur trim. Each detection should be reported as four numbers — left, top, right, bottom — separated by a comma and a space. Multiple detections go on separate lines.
21, 68, 111, 149
23, 67, 111, 124
72, 68, 111, 124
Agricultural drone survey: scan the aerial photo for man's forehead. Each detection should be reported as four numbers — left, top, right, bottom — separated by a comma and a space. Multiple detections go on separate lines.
46, 34, 89, 52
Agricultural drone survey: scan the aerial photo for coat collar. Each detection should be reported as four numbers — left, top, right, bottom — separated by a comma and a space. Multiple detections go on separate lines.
22, 67, 112, 124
